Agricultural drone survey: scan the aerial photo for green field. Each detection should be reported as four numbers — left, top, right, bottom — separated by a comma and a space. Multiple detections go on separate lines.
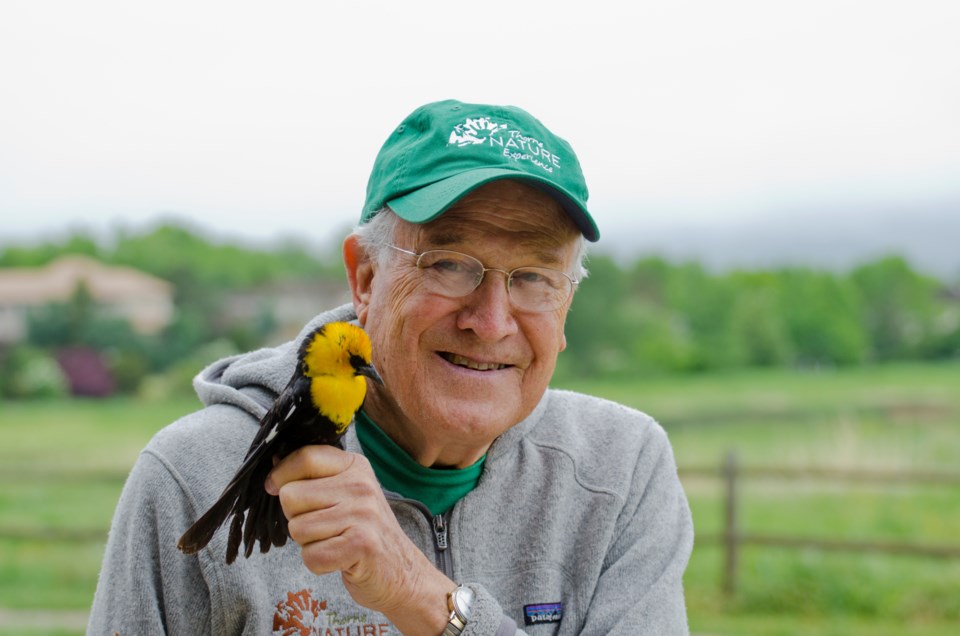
2, 362, 959, 634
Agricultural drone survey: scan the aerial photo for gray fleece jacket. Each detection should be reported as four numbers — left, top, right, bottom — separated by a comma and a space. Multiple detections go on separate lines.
88, 304, 693, 635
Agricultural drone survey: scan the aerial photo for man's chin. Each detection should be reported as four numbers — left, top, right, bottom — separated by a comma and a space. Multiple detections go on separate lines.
426, 396, 520, 435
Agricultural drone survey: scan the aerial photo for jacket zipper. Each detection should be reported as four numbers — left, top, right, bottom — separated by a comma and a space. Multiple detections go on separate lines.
432, 512, 451, 576
384, 493, 454, 577
433, 513, 449, 550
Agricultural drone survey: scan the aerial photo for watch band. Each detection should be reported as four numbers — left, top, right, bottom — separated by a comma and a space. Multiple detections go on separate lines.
442, 613, 467, 636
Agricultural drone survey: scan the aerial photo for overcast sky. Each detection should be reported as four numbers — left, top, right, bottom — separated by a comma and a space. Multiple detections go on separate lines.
1, 0, 958, 251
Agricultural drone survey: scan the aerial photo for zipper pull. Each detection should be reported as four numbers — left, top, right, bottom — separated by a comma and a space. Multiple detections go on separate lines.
433, 514, 448, 551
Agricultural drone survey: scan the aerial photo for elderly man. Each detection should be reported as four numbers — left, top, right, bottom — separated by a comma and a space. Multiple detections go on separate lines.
89, 100, 693, 635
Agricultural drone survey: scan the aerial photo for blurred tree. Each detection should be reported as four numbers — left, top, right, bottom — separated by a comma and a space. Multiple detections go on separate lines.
727, 271, 795, 367
226, 303, 279, 352
850, 256, 939, 361
26, 283, 159, 393
0, 231, 101, 266
626, 258, 698, 373
27, 282, 96, 348
5, 222, 956, 382
152, 309, 212, 370
776, 268, 867, 366
662, 262, 741, 371
27, 283, 147, 352
564, 254, 634, 375
0, 346, 69, 399
108, 223, 331, 289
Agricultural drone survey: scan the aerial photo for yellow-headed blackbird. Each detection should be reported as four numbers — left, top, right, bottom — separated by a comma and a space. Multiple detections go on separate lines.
177, 321, 382, 564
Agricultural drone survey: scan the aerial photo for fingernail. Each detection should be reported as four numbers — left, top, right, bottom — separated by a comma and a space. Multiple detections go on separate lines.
265, 475, 278, 496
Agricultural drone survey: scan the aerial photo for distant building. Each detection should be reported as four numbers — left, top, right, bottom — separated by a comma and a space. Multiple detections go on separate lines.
0, 255, 174, 344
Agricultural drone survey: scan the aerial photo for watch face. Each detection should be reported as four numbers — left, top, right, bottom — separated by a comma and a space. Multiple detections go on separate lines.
453, 586, 476, 621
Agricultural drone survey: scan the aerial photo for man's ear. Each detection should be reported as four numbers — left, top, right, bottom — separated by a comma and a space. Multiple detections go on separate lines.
343, 234, 374, 326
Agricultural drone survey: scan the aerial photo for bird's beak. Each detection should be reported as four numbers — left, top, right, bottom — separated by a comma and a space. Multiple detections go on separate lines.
356, 363, 384, 386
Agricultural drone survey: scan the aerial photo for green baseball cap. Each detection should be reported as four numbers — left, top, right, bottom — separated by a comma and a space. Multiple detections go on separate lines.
361, 99, 599, 242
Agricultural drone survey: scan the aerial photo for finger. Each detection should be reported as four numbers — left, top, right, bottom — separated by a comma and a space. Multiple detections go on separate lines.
286, 506, 349, 547
277, 456, 380, 519
276, 477, 339, 518
299, 533, 361, 576
265, 444, 353, 494
291, 506, 384, 576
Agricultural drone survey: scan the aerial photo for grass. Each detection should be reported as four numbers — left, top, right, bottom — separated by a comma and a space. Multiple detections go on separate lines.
1, 362, 959, 634
563, 362, 960, 634
0, 396, 201, 472
0, 540, 107, 608
0, 396, 200, 614
557, 361, 960, 471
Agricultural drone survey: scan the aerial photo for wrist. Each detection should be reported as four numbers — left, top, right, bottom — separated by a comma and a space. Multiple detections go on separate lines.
375, 562, 454, 636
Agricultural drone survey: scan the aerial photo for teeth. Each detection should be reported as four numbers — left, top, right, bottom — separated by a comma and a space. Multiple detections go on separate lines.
446, 353, 506, 371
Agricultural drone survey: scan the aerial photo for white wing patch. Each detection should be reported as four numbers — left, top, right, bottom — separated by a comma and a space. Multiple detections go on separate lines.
265, 403, 296, 444
264, 424, 279, 444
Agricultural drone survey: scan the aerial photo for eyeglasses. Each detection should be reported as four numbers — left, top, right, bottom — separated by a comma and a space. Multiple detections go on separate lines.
387, 245, 578, 313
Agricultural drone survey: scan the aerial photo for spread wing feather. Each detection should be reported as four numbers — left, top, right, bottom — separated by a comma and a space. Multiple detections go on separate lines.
177, 372, 345, 563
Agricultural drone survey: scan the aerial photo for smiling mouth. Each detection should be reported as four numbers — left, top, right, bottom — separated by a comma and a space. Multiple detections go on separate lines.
441, 352, 509, 371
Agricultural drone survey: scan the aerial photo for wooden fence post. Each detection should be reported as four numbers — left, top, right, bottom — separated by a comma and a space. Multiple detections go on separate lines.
722, 449, 739, 596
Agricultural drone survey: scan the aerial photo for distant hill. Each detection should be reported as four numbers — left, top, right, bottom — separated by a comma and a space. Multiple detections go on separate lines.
601, 200, 960, 281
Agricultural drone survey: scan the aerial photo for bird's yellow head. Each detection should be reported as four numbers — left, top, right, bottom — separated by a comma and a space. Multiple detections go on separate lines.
299, 322, 382, 432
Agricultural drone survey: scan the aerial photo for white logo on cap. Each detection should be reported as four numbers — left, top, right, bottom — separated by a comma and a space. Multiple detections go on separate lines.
449, 117, 508, 146
448, 116, 561, 173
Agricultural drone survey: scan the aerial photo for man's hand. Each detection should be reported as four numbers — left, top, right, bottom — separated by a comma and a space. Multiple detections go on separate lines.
266, 445, 454, 634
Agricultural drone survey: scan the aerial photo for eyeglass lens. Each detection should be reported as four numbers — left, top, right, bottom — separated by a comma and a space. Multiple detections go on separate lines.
415, 250, 572, 312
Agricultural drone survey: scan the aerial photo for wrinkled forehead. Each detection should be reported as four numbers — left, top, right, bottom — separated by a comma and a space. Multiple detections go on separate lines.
408, 180, 580, 255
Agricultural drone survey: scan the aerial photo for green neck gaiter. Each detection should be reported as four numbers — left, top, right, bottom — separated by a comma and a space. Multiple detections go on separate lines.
355, 410, 485, 516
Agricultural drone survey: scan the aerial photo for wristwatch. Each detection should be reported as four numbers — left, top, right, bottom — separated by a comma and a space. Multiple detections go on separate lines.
442, 584, 475, 636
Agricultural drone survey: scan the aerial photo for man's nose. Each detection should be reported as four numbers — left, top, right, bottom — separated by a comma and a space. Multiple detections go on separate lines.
456, 269, 518, 340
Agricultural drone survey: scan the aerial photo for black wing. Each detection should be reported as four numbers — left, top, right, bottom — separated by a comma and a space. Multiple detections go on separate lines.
177, 370, 347, 563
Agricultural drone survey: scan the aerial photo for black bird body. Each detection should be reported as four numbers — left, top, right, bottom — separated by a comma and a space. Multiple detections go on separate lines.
177, 322, 381, 564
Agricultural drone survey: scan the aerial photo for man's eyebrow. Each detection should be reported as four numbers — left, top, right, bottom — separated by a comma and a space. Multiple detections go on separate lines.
531, 250, 563, 267
423, 231, 462, 248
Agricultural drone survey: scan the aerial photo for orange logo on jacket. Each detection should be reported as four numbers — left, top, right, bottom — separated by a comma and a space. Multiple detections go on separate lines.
273, 589, 394, 636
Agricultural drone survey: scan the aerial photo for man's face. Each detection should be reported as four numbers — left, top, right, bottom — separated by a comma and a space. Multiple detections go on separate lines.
353, 180, 580, 467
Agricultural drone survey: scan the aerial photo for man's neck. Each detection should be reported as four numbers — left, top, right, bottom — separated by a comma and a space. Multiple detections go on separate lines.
361, 390, 492, 469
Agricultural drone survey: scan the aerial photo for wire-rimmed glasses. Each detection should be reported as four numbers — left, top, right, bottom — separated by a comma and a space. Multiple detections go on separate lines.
387, 245, 578, 313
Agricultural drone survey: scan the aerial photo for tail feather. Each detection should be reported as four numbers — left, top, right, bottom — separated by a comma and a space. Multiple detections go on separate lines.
178, 456, 293, 563
177, 484, 242, 555
226, 509, 244, 564
259, 496, 274, 554
260, 491, 284, 554
179, 431, 277, 562
269, 499, 289, 549
241, 487, 261, 559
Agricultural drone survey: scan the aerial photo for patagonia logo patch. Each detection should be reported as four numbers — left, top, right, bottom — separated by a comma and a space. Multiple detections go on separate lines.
524, 602, 563, 626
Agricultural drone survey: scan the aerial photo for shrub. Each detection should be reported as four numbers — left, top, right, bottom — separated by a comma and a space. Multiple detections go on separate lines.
0, 346, 69, 399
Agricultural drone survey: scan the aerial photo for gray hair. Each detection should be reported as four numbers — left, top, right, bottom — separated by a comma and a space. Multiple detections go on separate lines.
353, 208, 590, 280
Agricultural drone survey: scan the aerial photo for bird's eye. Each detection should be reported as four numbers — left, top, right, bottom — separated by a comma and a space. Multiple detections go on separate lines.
349, 353, 366, 369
